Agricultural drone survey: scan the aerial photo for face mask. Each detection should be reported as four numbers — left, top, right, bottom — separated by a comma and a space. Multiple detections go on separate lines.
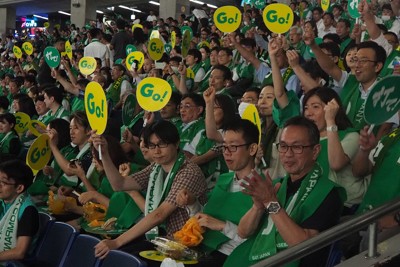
381, 15, 391, 21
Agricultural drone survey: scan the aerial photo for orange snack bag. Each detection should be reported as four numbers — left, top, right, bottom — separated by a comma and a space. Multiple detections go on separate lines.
173, 217, 205, 247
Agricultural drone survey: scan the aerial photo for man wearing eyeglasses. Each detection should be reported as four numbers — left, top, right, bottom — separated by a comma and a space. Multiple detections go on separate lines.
225, 116, 344, 267
178, 119, 259, 266
305, 0, 398, 137
92, 120, 207, 260
0, 160, 39, 262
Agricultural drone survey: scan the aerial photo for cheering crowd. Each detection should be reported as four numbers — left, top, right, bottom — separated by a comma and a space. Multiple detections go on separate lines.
0, 0, 399, 266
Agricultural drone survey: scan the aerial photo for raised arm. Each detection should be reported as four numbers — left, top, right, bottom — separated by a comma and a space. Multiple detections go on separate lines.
203, 87, 223, 142
304, 29, 343, 82
269, 37, 289, 108
287, 50, 320, 92
229, 32, 262, 70
352, 126, 376, 177
91, 133, 142, 191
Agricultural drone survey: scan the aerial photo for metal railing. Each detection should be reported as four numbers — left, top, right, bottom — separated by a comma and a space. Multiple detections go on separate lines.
252, 196, 400, 267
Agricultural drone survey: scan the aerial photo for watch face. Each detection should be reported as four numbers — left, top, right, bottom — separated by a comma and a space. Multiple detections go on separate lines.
267, 201, 280, 214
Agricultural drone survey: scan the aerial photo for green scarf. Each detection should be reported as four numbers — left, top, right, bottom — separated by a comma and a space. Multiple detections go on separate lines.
106, 76, 124, 107
42, 105, 69, 125
144, 153, 185, 238
339, 75, 366, 131
202, 172, 253, 251
262, 67, 294, 88
379, 49, 400, 78
59, 142, 91, 187
120, 110, 144, 142
224, 163, 344, 267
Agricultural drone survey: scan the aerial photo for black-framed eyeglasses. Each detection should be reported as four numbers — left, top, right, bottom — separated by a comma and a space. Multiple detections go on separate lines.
179, 104, 197, 110
221, 143, 251, 153
276, 143, 316, 154
148, 142, 169, 150
0, 179, 16, 187
351, 57, 377, 65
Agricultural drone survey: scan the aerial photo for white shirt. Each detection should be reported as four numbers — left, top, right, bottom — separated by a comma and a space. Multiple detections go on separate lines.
84, 40, 110, 67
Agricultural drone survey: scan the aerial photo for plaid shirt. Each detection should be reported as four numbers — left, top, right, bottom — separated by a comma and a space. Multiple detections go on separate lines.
134, 160, 207, 236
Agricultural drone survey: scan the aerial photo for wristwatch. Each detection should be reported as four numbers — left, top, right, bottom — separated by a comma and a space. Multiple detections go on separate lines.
266, 201, 281, 214
327, 125, 338, 132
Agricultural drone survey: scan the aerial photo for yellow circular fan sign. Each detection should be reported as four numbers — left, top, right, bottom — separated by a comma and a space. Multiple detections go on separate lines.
14, 112, 30, 133
171, 31, 176, 48
79, 57, 97, 76
84, 82, 108, 135
44, 22, 50, 28
29, 120, 46, 137
22, 42, 33, 55
126, 51, 145, 71
27, 134, 51, 171
241, 104, 262, 143
263, 3, 294, 34
148, 38, 164, 61
321, 0, 330, 11
137, 78, 172, 112
65, 40, 73, 59
13, 46, 22, 59
214, 6, 242, 33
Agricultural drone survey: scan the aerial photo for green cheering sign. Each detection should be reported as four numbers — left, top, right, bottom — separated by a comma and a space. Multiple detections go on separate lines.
126, 44, 137, 56
214, 6, 242, 33
122, 94, 137, 126
263, 4, 294, 34
364, 76, 400, 125
84, 82, 108, 135
136, 78, 172, 112
44, 46, 61, 68
26, 134, 51, 171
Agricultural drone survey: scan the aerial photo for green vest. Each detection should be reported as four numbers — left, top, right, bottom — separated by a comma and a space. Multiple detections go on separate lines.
379, 49, 400, 78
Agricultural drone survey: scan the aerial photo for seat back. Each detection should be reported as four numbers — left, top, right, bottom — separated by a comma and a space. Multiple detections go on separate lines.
35, 221, 77, 267
99, 250, 147, 267
61, 234, 101, 267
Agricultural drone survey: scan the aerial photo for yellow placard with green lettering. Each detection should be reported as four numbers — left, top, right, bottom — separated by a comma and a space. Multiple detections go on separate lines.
14, 112, 30, 134
263, 3, 294, 34
150, 30, 160, 40
321, 0, 330, 11
27, 134, 51, 171
28, 120, 46, 137
13, 46, 22, 59
79, 57, 97, 76
22, 42, 33, 55
132, 23, 143, 32
84, 82, 108, 135
214, 6, 242, 33
197, 41, 210, 49
44, 22, 50, 28
171, 31, 176, 48
136, 78, 172, 112
242, 104, 262, 143
148, 38, 164, 61
65, 40, 73, 59
181, 30, 191, 57
54, 24, 60, 30
126, 51, 145, 71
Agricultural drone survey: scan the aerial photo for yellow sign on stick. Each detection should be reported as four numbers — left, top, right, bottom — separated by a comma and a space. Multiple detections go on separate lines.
241, 104, 262, 143
13, 46, 22, 59
136, 78, 172, 112
148, 38, 164, 61
84, 82, 108, 135
214, 6, 242, 33
79, 57, 97, 76
26, 134, 51, 171
28, 120, 46, 137
14, 112, 30, 134
22, 42, 33, 55
263, 4, 294, 34
65, 40, 73, 59
126, 51, 145, 71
